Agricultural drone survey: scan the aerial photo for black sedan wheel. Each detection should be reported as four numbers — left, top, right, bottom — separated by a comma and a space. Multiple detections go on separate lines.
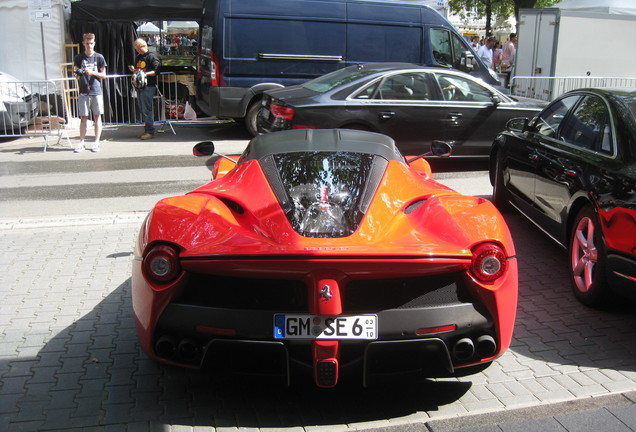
569, 206, 608, 307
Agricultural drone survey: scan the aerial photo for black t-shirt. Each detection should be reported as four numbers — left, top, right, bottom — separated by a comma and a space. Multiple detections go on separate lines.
73, 52, 107, 95
133, 52, 161, 86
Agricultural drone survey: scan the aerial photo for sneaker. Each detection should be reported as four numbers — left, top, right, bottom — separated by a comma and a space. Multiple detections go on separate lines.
91, 143, 100, 152
74, 144, 85, 153
139, 133, 154, 140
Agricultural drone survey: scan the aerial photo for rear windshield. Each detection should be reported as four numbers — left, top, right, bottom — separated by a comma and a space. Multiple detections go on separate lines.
302, 67, 377, 93
273, 151, 375, 237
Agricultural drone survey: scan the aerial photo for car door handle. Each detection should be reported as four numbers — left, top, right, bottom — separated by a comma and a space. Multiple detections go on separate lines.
379, 111, 395, 120
441, 112, 463, 126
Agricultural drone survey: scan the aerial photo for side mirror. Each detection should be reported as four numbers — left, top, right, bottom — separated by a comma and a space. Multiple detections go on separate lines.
407, 140, 452, 163
431, 140, 452, 157
506, 117, 529, 132
461, 51, 475, 71
491, 94, 501, 106
193, 141, 215, 157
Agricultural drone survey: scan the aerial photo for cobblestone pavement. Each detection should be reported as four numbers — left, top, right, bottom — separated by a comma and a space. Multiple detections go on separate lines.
2, 210, 636, 432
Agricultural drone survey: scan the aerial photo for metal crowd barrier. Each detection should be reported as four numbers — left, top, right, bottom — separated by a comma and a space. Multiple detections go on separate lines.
100, 72, 182, 133
0, 72, 189, 152
0, 78, 74, 151
510, 76, 636, 102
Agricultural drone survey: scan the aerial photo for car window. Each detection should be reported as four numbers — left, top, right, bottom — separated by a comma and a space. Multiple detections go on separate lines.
430, 28, 480, 73
367, 72, 433, 101
560, 95, 612, 152
430, 28, 454, 68
355, 81, 380, 99
434, 73, 492, 102
534, 95, 579, 138
302, 67, 377, 93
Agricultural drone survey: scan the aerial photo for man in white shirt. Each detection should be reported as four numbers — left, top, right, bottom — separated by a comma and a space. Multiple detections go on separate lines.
478, 37, 496, 69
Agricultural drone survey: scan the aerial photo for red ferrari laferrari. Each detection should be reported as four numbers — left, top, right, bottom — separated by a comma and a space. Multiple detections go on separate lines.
132, 129, 518, 387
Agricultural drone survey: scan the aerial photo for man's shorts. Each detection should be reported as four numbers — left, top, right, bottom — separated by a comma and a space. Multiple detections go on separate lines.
78, 94, 104, 117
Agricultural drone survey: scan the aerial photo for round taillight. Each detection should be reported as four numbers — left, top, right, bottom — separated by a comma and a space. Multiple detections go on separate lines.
470, 243, 507, 282
144, 244, 181, 285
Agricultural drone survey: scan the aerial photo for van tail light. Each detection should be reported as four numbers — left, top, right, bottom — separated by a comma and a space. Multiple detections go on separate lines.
271, 103, 295, 120
210, 52, 220, 87
470, 243, 507, 282
144, 244, 181, 286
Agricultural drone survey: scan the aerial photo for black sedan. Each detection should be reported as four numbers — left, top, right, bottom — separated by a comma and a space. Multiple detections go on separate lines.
258, 63, 546, 156
490, 88, 636, 307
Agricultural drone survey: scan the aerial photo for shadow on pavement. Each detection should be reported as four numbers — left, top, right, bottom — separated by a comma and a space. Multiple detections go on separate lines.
6, 278, 471, 430
505, 212, 636, 372
3, 208, 636, 431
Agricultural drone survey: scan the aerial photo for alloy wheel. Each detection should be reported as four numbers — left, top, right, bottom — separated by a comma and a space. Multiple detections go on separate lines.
571, 215, 598, 294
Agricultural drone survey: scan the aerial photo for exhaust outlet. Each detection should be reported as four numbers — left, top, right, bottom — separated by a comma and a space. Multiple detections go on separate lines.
155, 336, 177, 359
178, 339, 200, 362
452, 337, 475, 361
476, 335, 497, 357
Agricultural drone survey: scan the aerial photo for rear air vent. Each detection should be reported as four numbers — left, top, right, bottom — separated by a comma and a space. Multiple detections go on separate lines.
219, 197, 244, 215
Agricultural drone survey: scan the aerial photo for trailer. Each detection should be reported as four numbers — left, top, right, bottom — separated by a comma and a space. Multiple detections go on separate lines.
514, 0, 636, 99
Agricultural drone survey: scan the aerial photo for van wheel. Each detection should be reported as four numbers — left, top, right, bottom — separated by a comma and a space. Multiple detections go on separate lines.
245, 101, 261, 137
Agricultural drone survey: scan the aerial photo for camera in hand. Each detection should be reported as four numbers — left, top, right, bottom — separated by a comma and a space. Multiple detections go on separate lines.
75, 68, 86, 76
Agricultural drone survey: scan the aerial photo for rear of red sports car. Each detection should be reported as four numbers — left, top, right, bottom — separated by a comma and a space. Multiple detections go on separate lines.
132, 129, 518, 387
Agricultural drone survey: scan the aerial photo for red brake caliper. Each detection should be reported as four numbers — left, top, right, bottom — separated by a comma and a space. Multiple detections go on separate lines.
311, 278, 341, 387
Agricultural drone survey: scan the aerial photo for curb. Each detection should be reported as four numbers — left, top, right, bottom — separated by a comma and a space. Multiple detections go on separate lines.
0, 211, 148, 230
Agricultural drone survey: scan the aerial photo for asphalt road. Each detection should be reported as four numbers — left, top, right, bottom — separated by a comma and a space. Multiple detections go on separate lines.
0, 121, 492, 219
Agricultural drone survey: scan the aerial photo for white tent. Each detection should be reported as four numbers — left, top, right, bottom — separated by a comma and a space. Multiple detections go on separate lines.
137, 22, 161, 34
0, 0, 70, 81
167, 21, 198, 30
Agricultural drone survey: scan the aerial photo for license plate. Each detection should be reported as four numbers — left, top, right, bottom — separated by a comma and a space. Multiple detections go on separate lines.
273, 314, 377, 340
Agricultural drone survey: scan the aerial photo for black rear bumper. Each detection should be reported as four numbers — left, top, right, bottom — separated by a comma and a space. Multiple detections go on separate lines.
152, 302, 497, 386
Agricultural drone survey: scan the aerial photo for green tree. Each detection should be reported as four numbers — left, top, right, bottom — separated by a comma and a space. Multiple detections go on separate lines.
448, 0, 559, 35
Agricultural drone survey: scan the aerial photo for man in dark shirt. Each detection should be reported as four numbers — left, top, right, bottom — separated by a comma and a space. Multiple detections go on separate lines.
129, 38, 161, 140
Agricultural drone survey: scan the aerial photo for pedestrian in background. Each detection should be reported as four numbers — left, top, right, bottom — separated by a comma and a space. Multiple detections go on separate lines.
471, 35, 480, 51
73, 32, 107, 153
129, 38, 161, 140
493, 41, 503, 71
502, 33, 517, 71
478, 37, 496, 70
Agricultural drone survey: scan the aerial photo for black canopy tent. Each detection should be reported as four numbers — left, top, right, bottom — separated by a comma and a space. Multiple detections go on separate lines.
70, 0, 203, 75
69, 0, 203, 123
